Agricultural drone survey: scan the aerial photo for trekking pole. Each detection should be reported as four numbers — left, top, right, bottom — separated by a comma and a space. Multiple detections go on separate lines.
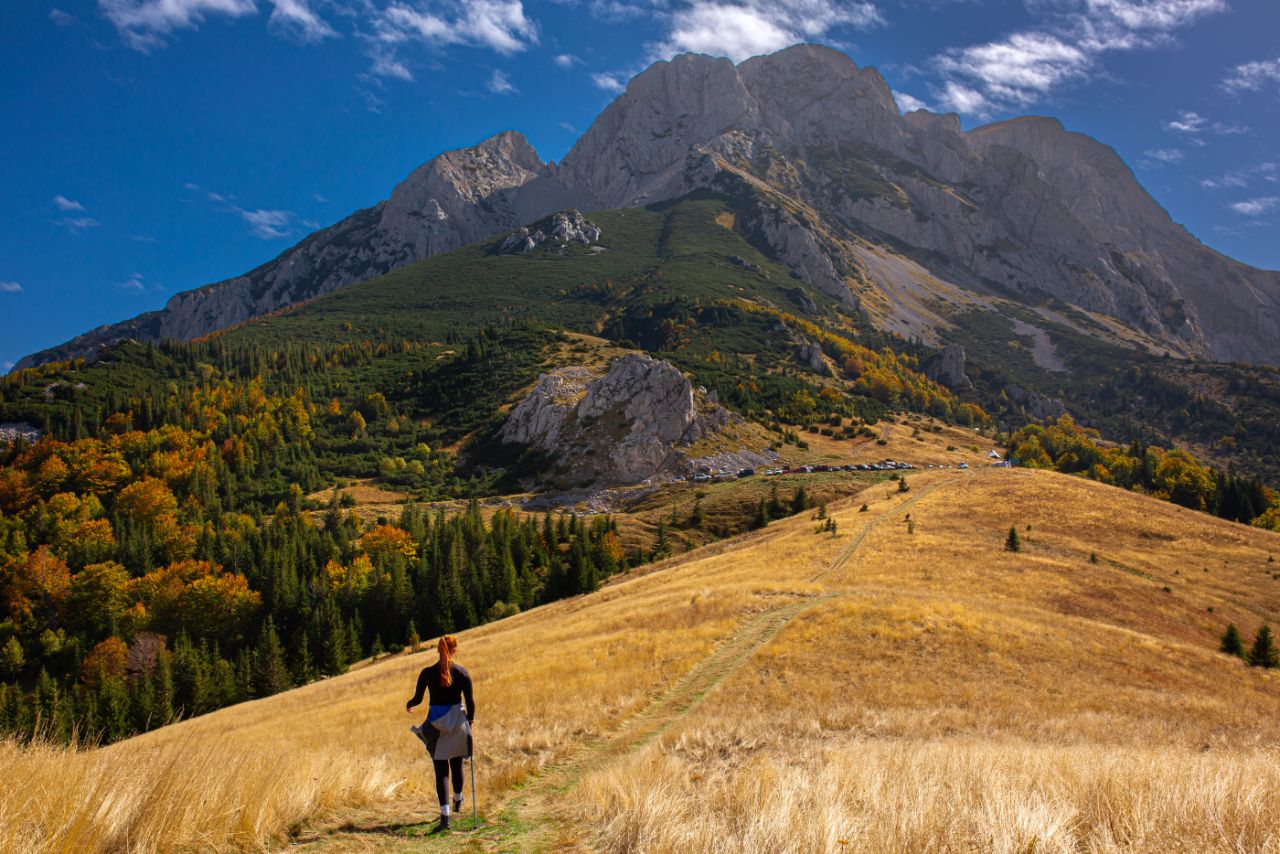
470, 752, 478, 831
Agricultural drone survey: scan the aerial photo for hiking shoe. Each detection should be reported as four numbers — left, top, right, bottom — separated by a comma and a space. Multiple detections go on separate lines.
432, 815, 451, 833
452, 795, 464, 813
409, 724, 429, 749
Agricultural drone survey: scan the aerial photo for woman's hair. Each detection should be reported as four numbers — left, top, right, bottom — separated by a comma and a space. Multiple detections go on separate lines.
437, 635, 458, 687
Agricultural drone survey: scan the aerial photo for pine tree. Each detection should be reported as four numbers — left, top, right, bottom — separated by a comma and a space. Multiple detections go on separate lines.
690, 498, 704, 528
407, 621, 421, 654
253, 618, 293, 697
1220, 623, 1245, 658
752, 499, 770, 530
1248, 625, 1278, 668
898, 477, 910, 493
1005, 526, 1021, 552
791, 487, 809, 515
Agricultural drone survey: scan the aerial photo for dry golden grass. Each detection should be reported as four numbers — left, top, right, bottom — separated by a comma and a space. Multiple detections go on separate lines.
4, 466, 1280, 852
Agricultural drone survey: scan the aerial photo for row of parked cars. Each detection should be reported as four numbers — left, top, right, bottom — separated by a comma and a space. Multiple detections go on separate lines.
689, 459, 961, 482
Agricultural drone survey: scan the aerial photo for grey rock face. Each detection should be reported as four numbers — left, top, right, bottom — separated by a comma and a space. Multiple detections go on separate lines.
924, 344, 971, 390
1005, 383, 1067, 422
799, 340, 831, 376
499, 210, 602, 254
499, 354, 735, 486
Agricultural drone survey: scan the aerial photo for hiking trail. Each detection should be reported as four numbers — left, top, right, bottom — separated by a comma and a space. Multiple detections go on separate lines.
287, 478, 952, 852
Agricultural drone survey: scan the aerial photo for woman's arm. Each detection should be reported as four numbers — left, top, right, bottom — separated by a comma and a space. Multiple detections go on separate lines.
405, 668, 428, 711
460, 668, 475, 722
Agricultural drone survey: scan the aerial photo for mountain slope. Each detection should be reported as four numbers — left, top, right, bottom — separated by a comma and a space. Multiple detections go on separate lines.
13, 131, 578, 369
6, 467, 1278, 852
18, 45, 1280, 371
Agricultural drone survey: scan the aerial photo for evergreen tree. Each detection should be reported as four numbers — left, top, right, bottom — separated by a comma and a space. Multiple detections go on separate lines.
690, 498, 704, 528
1005, 526, 1021, 553
752, 499, 770, 530
253, 618, 293, 697
1248, 625, 1278, 668
1220, 623, 1245, 658
791, 487, 809, 515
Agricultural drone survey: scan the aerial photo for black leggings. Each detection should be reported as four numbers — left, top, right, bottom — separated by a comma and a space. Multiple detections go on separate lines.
434, 757, 464, 805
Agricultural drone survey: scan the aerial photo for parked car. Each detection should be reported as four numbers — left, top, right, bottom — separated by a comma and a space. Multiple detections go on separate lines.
958, 463, 969, 469
738, 468, 756, 478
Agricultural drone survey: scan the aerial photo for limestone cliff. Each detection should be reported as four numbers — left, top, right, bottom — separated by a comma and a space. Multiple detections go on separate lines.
499, 354, 765, 488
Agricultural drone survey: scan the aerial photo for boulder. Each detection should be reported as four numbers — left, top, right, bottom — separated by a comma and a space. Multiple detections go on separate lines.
500, 354, 737, 486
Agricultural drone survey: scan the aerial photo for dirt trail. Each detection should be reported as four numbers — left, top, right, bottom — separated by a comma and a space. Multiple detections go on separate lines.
288, 478, 957, 853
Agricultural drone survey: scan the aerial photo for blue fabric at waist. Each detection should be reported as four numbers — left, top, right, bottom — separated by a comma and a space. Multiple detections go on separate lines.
428, 704, 460, 722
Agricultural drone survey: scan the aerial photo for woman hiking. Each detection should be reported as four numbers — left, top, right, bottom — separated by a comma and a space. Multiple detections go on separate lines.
406, 634, 475, 832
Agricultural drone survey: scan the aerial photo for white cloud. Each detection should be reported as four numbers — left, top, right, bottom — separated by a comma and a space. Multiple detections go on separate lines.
652, 0, 881, 63
53, 195, 85, 212
1, 361, 13, 372
314, 193, 330, 203
240, 208, 294, 239
1200, 162, 1278, 190
1200, 173, 1247, 190
591, 71, 627, 93
1163, 110, 1205, 133
1223, 57, 1280, 95
0, 281, 22, 293
120, 273, 148, 292
369, 0, 537, 78
1229, 196, 1279, 216
932, 0, 1226, 115
893, 90, 929, 113
1082, 0, 1225, 31
488, 69, 517, 94
553, 53, 578, 68
936, 31, 1089, 113
99, 0, 258, 51
268, 0, 336, 43
58, 216, 100, 232
367, 0, 537, 79
49, 8, 76, 26
1142, 147, 1183, 164
1163, 109, 1248, 136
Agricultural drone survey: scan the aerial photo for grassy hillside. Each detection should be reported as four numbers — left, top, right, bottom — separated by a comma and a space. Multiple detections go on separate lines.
5, 466, 1278, 852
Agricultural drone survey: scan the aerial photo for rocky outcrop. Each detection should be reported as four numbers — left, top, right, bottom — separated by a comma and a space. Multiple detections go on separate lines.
924, 344, 971, 390
1005, 384, 1067, 422
799, 340, 830, 376
0, 422, 42, 445
500, 354, 737, 486
498, 210, 602, 254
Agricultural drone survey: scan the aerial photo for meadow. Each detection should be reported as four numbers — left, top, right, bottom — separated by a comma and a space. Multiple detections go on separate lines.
3, 466, 1279, 852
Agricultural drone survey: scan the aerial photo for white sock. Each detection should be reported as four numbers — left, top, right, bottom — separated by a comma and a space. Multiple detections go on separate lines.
441, 804, 451, 817
453, 793, 463, 807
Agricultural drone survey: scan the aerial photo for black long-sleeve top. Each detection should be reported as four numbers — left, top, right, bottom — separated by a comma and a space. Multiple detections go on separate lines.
407, 662, 475, 722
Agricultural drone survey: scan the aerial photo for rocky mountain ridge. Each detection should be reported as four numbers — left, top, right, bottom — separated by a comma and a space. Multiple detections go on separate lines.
17, 45, 1280, 369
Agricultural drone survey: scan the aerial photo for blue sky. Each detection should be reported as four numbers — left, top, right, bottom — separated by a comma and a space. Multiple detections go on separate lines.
1, 0, 1278, 370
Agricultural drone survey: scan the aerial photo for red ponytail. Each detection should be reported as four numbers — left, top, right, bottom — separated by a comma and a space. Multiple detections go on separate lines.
437, 635, 458, 687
